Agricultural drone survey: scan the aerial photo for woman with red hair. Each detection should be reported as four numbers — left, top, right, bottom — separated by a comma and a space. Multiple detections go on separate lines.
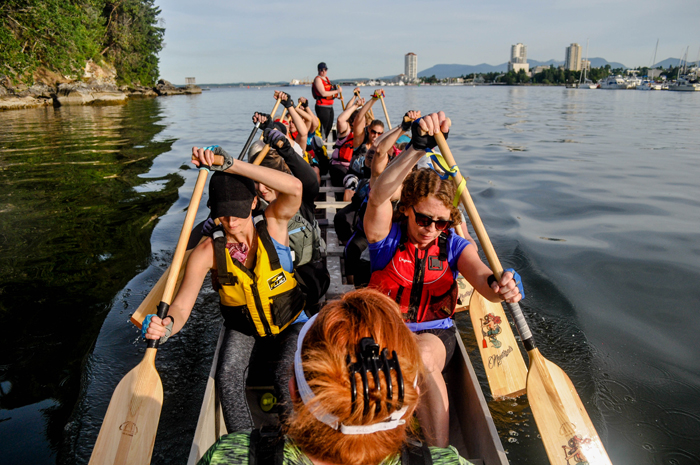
198, 288, 472, 465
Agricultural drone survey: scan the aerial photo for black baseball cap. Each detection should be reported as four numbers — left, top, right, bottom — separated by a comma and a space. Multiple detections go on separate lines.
208, 172, 256, 219
318, 62, 327, 71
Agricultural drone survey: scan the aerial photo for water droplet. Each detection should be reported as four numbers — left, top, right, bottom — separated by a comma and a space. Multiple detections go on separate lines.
509, 430, 519, 436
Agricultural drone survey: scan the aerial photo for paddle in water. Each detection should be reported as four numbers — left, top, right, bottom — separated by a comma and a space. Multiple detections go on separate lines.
433, 130, 612, 464
89, 162, 211, 464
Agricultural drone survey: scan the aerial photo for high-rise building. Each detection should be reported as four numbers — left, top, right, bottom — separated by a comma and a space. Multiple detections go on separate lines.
508, 43, 529, 73
405, 53, 417, 82
565, 43, 582, 71
511, 43, 527, 64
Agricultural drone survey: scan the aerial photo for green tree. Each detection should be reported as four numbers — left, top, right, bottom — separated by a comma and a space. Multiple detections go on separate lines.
0, 0, 164, 85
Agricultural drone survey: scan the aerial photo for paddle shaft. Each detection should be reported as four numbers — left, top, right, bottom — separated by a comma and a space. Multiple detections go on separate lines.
238, 122, 261, 160
379, 96, 392, 129
149, 167, 210, 349
197, 143, 271, 167
339, 91, 345, 110
433, 132, 534, 349
260, 98, 282, 140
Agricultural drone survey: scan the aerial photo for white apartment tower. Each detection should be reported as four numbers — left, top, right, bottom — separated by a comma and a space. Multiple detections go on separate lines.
405, 53, 417, 82
511, 43, 527, 64
565, 43, 582, 71
508, 43, 529, 73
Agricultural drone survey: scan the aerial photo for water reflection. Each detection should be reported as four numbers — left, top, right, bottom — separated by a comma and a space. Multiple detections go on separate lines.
0, 100, 180, 462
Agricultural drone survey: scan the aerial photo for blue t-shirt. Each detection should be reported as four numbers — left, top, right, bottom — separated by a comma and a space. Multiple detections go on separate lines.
368, 222, 470, 276
270, 236, 308, 324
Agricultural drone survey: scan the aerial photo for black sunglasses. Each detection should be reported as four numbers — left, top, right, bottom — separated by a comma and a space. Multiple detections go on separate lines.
411, 206, 452, 231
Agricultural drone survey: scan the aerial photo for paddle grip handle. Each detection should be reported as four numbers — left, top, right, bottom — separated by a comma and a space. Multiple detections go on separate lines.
238, 122, 260, 160
147, 301, 170, 349
504, 302, 535, 351
191, 154, 225, 166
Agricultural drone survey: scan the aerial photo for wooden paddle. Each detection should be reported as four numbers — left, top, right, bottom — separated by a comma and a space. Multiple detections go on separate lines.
339, 91, 346, 110
378, 93, 392, 129
260, 97, 282, 140
434, 132, 612, 464
89, 165, 210, 464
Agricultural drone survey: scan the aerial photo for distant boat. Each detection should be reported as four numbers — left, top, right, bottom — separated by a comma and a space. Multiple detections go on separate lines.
577, 40, 597, 89
668, 68, 700, 91
599, 75, 637, 89
638, 39, 663, 90
637, 79, 662, 91
667, 48, 700, 91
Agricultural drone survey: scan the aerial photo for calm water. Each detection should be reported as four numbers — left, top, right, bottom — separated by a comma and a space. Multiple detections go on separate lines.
1, 86, 699, 464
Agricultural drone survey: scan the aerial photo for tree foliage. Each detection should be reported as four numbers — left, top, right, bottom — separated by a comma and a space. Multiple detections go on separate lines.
0, 0, 164, 85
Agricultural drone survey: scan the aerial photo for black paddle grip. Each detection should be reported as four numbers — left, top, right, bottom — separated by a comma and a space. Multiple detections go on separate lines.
147, 301, 171, 349
504, 301, 536, 351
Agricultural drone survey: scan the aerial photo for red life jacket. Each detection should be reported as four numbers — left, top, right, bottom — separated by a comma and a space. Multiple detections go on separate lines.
312, 76, 334, 106
369, 227, 458, 323
331, 132, 354, 166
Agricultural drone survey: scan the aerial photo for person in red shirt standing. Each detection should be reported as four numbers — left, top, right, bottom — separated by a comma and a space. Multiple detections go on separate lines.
312, 62, 341, 141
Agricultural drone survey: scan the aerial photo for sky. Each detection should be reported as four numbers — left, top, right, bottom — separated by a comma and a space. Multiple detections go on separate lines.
155, 0, 700, 84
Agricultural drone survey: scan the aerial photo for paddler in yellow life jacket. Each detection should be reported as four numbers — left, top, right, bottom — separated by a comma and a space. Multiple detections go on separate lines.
143, 132, 309, 432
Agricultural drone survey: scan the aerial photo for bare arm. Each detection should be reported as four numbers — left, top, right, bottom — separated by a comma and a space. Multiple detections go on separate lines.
457, 247, 522, 303
296, 97, 314, 132
353, 97, 377, 147
288, 105, 308, 150
192, 147, 302, 243
364, 146, 425, 243
370, 125, 404, 186
337, 98, 362, 137
143, 239, 214, 340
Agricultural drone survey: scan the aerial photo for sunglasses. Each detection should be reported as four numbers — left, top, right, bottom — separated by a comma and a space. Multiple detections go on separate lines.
370, 129, 384, 136
411, 206, 452, 231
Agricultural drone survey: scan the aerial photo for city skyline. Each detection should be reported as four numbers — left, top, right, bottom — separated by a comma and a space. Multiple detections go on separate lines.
155, 0, 700, 84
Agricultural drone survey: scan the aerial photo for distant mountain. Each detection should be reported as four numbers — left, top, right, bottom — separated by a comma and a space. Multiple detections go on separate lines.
418, 63, 507, 78
416, 57, 630, 78
652, 58, 684, 68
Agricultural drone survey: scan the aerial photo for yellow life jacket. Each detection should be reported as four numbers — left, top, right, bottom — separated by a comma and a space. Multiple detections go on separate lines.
213, 218, 306, 337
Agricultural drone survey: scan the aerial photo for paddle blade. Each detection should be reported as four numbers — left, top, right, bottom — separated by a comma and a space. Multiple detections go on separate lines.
469, 291, 528, 400
527, 350, 612, 464
89, 349, 164, 465
453, 275, 474, 313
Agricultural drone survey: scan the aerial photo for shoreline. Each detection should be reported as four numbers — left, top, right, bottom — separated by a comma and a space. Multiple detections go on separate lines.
0, 78, 202, 112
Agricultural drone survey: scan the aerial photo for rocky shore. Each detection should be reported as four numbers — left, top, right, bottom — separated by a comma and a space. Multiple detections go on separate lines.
0, 62, 202, 111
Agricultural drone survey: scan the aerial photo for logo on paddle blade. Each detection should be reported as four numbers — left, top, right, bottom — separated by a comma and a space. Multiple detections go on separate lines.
119, 421, 138, 436
562, 433, 591, 464
267, 272, 287, 291
480, 312, 502, 349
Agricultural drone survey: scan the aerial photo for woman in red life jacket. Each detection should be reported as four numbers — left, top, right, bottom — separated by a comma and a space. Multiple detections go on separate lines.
329, 94, 364, 187
364, 112, 524, 448
312, 62, 341, 141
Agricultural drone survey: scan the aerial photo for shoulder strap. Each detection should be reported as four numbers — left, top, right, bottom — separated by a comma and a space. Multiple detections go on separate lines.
249, 426, 284, 465
401, 438, 433, 465
438, 231, 448, 262
212, 227, 238, 286
255, 216, 282, 271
